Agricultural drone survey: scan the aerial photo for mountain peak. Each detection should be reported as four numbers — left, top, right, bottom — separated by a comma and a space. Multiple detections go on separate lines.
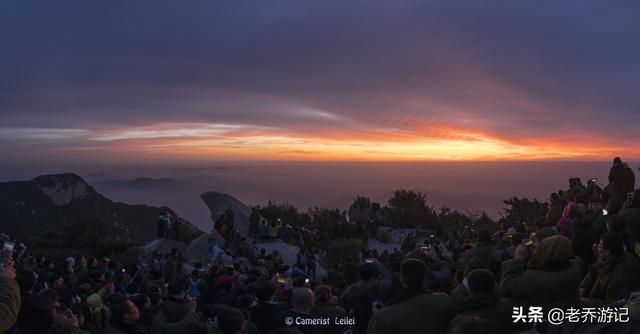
32, 173, 95, 206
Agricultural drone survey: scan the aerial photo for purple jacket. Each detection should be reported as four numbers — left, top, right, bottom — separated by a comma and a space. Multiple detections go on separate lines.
556, 203, 577, 239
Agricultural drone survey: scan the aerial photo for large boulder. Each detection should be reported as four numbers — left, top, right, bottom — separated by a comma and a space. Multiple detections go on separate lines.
184, 230, 226, 263
200, 191, 255, 236
255, 241, 328, 281
255, 241, 300, 266
140, 238, 188, 263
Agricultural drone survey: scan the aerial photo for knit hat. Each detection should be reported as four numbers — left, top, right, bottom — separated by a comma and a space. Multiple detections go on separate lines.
467, 269, 496, 296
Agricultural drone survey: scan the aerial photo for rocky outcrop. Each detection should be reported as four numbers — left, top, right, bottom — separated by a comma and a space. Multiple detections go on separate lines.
185, 230, 226, 263
0, 173, 204, 243
200, 191, 254, 236
33, 173, 94, 205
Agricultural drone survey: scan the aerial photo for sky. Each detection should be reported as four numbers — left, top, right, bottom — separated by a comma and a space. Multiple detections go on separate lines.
2, 0, 640, 167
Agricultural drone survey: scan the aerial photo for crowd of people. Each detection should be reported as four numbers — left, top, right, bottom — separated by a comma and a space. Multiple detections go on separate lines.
1, 157, 640, 334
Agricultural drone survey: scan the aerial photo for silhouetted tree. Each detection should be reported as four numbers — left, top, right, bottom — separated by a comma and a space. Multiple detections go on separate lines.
387, 190, 431, 228
351, 196, 372, 209
501, 196, 548, 228
254, 201, 308, 227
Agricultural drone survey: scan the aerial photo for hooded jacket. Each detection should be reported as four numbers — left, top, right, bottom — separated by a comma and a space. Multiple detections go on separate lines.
151, 297, 205, 334
581, 252, 640, 306
556, 203, 577, 239
500, 235, 581, 312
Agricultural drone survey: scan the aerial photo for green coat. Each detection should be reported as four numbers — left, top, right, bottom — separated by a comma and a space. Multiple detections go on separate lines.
102, 325, 129, 334
0, 277, 20, 333
581, 252, 640, 306
450, 297, 531, 334
500, 259, 581, 312
367, 293, 455, 334
151, 299, 206, 334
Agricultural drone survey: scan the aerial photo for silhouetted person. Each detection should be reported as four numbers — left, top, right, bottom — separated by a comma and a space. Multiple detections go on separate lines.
367, 259, 455, 334
581, 232, 640, 306
104, 294, 140, 334
608, 157, 635, 201
249, 210, 260, 239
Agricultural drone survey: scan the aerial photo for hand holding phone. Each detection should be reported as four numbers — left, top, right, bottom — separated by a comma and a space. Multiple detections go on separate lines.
0, 257, 16, 279
0, 242, 15, 268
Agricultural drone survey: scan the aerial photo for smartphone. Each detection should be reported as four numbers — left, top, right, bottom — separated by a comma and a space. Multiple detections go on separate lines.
524, 232, 536, 248
525, 238, 534, 247
0, 242, 15, 267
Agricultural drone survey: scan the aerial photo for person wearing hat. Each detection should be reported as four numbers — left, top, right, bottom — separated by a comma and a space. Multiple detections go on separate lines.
85, 293, 106, 330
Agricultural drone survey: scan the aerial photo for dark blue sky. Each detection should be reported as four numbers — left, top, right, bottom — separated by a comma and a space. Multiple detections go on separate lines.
1, 1, 639, 165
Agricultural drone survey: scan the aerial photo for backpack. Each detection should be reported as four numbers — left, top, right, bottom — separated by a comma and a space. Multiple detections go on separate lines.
187, 278, 201, 298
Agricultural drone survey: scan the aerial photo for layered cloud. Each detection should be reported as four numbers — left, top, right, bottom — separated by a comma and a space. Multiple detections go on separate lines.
1, 1, 639, 164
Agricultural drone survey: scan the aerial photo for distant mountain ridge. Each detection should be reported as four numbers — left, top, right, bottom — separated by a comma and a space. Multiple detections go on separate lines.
0, 173, 203, 243
91, 177, 214, 230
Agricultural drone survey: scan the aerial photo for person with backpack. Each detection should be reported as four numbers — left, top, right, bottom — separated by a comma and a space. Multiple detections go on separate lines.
340, 259, 391, 334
